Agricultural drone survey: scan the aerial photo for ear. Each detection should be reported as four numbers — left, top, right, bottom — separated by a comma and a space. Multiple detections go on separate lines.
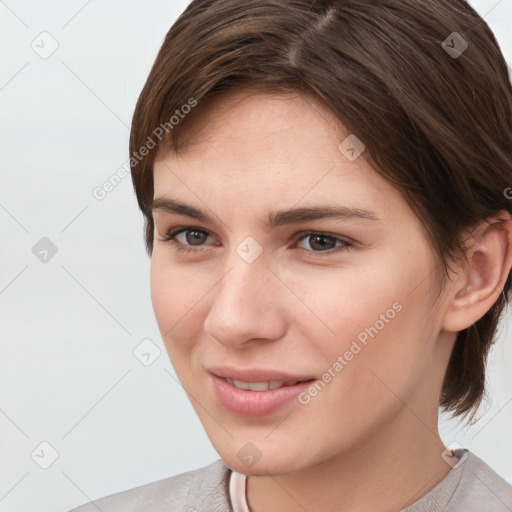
441, 211, 512, 333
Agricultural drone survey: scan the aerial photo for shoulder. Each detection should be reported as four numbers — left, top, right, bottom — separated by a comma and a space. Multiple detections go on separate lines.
446, 450, 512, 511
67, 459, 232, 512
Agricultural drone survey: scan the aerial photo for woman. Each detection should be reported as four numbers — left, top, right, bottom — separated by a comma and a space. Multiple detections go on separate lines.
70, 0, 512, 510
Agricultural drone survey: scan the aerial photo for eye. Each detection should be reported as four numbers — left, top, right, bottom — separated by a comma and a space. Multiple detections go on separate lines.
159, 227, 217, 253
159, 227, 354, 257
294, 231, 353, 257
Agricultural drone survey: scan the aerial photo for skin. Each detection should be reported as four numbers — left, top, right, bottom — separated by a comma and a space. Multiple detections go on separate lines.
150, 89, 512, 512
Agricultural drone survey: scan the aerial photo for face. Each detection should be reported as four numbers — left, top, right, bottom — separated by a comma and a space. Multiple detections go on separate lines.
150, 90, 454, 476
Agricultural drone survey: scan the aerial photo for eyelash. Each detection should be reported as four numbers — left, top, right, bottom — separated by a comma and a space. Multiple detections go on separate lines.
159, 227, 354, 257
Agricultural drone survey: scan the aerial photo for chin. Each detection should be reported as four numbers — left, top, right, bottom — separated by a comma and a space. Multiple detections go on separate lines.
217, 443, 307, 476
225, 458, 297, 477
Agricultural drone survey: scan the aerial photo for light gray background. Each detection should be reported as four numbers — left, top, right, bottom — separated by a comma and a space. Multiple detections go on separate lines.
0, 1, 511, 511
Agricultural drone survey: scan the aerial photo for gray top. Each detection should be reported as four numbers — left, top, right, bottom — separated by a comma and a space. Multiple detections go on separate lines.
68, 449, 512, 512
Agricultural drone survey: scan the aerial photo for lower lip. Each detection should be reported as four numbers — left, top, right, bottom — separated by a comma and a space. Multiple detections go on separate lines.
209, 373, 316, 417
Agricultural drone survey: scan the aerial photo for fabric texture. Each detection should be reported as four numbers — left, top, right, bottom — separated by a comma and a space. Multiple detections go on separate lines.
229, 469, 251, 512
69, 449, 512, 512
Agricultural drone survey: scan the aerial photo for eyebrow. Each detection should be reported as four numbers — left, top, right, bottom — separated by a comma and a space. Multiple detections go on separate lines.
150, 197, 380, 228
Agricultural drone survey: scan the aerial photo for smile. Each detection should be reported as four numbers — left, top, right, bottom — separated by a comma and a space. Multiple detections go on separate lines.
210, 373, 316, 417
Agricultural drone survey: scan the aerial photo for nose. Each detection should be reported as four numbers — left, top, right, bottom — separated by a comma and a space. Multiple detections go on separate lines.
203, 254, 287, 349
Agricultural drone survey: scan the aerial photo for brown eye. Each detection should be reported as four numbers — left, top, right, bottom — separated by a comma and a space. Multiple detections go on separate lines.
182, 229, 208, 245
161, 227, 210, 245
305, 234, 337, 251
159, 227, 219, 255
295, 231, 353, 257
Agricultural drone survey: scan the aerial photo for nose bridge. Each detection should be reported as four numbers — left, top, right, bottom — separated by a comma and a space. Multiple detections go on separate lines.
217, 233, 269, 300
203, 241, 283, 346
214, 246, 269, 310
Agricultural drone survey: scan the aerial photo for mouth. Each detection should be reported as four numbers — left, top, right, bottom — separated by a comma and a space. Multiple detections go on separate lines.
207, 365, 316, 384
209, 372, 317, 417
224, 377, 314, 391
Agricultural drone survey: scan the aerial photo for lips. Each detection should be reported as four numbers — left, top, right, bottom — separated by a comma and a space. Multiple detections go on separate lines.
206, 365, 318, 417
207, 365, 316, 383
209, 373, 316, 417
226, 377, 305, 390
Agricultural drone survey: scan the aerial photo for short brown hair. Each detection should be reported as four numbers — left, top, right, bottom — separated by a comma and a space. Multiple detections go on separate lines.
129, 0, 512, 422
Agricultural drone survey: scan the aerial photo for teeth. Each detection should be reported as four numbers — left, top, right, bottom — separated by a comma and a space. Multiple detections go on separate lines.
226, 378, 300, 391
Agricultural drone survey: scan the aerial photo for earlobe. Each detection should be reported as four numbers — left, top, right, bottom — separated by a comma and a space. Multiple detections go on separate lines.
441, 212, 512, 333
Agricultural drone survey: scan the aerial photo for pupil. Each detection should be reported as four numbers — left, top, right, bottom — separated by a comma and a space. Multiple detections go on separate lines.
310, 235, 334, 251
186, 230, 206, 245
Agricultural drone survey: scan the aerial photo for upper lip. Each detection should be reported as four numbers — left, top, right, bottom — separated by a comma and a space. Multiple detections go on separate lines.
207, 365, 316, 383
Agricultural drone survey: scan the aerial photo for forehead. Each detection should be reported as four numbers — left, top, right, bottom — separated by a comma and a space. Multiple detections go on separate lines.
183, 88, 343, 138
155, 89, 346, 165
152, 90, 403, 221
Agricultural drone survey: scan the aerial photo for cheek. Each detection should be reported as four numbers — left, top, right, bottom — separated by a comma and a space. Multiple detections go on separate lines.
149, 256, 207, 348
287, 264, 402, 347
290, 257, 436, 397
